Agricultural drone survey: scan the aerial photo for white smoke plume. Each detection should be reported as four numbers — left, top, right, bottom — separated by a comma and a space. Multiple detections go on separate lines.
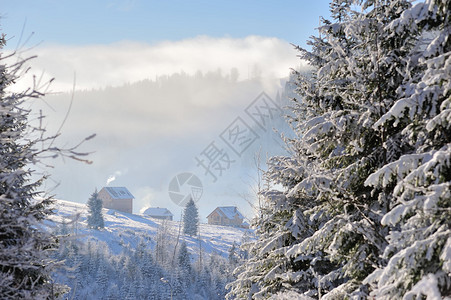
106, 171, 122, 186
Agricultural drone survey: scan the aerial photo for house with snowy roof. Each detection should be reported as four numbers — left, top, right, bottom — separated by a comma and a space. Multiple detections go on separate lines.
142, 207, 174, 221
98, 187, 134, 214
207, 206, 245, 227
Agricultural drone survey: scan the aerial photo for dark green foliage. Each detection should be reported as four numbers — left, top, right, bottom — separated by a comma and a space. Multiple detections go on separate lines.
0, 31, 66, 299
183, 198, 199, 236
229, 0, 451, 298
87, 189, 104, 230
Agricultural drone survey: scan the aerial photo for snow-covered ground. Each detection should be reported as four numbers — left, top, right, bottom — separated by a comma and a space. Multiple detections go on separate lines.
48, 199, 250, 258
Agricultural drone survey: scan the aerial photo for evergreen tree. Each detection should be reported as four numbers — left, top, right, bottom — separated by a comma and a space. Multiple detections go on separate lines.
363, 0, 451, 297
155, 220, 170, 266
183, 198, 199, 236
87, 189, 104, 229
95, 260, 108, 291
228, 242, 239, 267
105, 283, 120, 300
178, 241, 192, 276
60, 218, 70, 235
0, 31, 67, 298
229, 0, 450, 298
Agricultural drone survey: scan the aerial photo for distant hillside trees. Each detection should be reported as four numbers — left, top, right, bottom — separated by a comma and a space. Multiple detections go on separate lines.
178, 241, 192, 278
87, 189, 104, 229
53, 222, 234, 299
155, 220, 171, 266
228, 0, 451, 299
183, 199, 199, 236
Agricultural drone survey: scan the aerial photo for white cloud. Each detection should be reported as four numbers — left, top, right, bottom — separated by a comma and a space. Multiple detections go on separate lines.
23, 36, 308, 147
11, 35, 303, 92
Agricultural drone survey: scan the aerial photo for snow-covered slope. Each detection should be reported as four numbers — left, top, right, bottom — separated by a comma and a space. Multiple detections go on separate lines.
48, 199, 249, 258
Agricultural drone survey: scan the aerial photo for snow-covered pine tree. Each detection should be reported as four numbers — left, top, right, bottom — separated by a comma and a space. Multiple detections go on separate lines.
183, 198, 199, 236
228, 0, 434, 298
178, 241, 192, 276
228, 242, 239, 267
95, 260, 108, 292
155, 219, 172, 267
87, 189, 104, 230
363, 0, 451, 298
59, 218, 70, 235
227, 186, 318, 299
0, 32, 68, 299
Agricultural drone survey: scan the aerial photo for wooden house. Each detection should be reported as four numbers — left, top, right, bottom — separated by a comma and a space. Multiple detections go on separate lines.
98, 187, 134, 214
142, 207, 174, 221
207, 206, 244, 227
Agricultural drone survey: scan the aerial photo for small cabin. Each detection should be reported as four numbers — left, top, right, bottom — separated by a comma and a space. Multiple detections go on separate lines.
207, 206, 244, 227
98, 187, 134, 214
142, 207, 174, 221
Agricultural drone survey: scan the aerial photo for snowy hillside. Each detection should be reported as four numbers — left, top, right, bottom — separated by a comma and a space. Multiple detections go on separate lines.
44, 199, 252, 299
49, 199, 249, 258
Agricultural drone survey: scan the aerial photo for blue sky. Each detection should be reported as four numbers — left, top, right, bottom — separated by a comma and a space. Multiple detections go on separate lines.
1, 0, 330, 47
